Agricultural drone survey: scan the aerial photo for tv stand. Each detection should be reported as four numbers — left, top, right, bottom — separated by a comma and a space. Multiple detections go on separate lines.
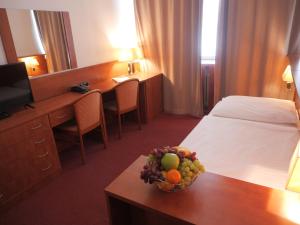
0, 112, 10, 120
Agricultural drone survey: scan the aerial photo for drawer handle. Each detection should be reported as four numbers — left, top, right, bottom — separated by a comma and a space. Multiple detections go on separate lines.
34, 138, 46, 144
56, 114, 67, 119
41, 163, 52, 171
37, 151, 49, 158
31, 123, 42, 130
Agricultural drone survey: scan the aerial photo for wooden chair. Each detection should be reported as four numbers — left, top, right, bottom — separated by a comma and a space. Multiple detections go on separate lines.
57, 90, 107, 164
104, 79, 141, 139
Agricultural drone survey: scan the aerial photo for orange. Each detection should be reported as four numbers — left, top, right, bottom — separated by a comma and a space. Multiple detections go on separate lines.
166, 169, 181, 184
180, 149, 191, 157
174, 146, 191, 157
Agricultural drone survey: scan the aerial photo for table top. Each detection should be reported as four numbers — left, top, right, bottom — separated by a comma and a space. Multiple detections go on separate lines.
105, 156, 300, 225
0, 73, 161, 132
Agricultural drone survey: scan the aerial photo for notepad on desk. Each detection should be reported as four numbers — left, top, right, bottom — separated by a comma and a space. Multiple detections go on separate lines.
112, 76, 129, 83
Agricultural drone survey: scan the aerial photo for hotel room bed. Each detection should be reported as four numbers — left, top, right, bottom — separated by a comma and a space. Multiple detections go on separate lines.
181, 95, 300, 190
210, 95, 299, 125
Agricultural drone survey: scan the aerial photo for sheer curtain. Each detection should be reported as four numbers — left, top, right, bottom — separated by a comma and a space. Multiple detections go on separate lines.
34, 11, 70, 73
288, 0, 300, 56
134, 0, 203, 117
214, 0, 296, 103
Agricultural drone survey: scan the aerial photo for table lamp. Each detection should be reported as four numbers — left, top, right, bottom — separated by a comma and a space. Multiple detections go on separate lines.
20, 56, 40, 72
118, 48, 143, 75
282, 65, 293, 89
286, 141, 300, 192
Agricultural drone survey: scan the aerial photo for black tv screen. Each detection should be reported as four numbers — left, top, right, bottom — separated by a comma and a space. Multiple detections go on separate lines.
0, 62, 33, 113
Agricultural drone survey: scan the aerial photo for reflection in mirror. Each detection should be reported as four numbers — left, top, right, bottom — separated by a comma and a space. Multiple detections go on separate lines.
6, 9, 76, 76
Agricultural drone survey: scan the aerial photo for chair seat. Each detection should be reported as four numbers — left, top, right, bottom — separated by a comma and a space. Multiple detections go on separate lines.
104, 101, 117, 111
56, 119, 79, 133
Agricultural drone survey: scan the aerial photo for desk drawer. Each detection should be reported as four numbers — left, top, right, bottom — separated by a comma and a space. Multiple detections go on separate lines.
49, 106, 74, 127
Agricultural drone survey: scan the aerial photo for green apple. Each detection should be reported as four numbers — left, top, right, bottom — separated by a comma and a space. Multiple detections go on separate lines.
161, 153, 180, 171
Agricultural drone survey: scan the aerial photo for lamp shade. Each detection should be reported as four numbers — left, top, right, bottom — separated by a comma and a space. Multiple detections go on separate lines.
20, 57, 39, 67
118, 47, 144, 62
286, 141, 300, 192
282, 65, 293, 83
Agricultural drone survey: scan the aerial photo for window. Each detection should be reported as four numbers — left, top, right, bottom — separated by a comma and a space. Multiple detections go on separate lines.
201, 0, 220, 63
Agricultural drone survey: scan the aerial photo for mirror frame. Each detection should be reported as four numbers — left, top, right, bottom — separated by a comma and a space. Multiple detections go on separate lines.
0, 8, 77, 70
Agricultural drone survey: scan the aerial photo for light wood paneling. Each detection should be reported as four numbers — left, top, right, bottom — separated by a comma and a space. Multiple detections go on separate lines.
106, 156, 300, 225
30, 61, 128, 101
0, 115, 60, 209
49, 106, 74, 128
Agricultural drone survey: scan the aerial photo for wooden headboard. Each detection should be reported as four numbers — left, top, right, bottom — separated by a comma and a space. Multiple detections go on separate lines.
289, 54, 300, 108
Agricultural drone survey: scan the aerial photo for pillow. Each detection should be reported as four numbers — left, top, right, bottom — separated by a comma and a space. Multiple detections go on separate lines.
210, 95, 299, 125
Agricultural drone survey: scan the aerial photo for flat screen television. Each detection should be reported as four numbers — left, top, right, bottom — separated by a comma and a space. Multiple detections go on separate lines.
0, 62, 33, 116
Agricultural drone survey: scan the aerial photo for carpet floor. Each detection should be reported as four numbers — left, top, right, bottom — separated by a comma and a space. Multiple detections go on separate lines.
0, 114, 200, 225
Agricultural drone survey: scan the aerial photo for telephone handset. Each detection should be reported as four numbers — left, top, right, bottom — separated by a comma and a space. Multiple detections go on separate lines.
70, 82, 90, 94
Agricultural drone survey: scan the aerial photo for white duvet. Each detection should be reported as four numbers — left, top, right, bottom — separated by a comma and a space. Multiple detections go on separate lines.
180, 115, 299, 190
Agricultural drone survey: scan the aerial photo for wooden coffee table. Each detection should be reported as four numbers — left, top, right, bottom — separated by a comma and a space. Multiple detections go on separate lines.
105, 156, 300, 225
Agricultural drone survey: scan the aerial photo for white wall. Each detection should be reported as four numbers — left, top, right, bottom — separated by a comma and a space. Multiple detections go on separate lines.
0, 0, 137, 68
0, 36, 8, 65
7, 9, 42, 57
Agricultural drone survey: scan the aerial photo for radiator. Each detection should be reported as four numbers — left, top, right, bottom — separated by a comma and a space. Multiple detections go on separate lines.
201, 64, 214, 114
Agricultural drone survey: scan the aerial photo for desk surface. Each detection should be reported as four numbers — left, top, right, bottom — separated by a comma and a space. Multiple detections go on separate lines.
0, 73, 161, 132
105, 156, 300, 225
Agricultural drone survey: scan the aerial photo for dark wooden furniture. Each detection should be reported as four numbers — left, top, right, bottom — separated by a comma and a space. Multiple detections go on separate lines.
57, 90, 107, 164
105, 156, 300, 225
0, 71, 163, 210
104, 79, 141, 139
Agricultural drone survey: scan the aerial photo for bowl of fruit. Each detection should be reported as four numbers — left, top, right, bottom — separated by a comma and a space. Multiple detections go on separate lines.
140, 146, 205, 192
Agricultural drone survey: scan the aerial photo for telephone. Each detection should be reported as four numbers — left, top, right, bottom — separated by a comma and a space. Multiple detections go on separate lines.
70, 82, 90, 94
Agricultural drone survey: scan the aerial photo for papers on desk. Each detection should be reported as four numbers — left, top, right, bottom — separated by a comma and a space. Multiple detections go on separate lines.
112, 76, 129, 83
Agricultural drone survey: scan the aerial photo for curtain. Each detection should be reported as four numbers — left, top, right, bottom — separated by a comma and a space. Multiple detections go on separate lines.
134, 0, 203, 117
34, 11, 70, 73
214, 0, 296, 103
288, 0, 300, 56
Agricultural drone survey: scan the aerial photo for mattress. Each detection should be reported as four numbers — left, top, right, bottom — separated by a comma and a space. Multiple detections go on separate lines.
180, 115, 299, 190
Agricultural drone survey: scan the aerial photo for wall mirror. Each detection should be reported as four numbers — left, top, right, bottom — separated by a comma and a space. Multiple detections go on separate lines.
0, 8, 77, 77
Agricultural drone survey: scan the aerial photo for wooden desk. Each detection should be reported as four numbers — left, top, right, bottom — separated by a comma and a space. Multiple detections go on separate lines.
105, 156, 300, 225
0, 73, 163, 210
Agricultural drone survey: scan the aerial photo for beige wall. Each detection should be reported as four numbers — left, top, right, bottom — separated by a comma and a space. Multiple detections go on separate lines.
0, 36, 7, 65
0, 0, 137, 68
7, 9, 42, 57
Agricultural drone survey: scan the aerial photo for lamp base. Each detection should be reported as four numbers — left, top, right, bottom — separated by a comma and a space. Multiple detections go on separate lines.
127, 62, 135, 75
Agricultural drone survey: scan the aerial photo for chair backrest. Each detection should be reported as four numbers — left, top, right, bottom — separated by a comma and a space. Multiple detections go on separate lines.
115, 79, 139, 113
73, 90, 103, 133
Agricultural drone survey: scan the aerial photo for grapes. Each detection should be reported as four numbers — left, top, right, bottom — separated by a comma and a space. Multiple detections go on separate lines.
141, 147, 205, 189
140, 158, 164, 184
178, 158, 204, 187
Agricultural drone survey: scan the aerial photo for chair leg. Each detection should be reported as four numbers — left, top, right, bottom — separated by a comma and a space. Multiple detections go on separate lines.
137, 108, 141, 130
117, 113, 122, 139
79, 134, 86, 164
100, 124, 108, 148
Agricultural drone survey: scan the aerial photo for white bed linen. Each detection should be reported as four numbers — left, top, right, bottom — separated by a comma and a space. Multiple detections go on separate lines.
210, 96, 298, 125
180, 115, 299, 190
